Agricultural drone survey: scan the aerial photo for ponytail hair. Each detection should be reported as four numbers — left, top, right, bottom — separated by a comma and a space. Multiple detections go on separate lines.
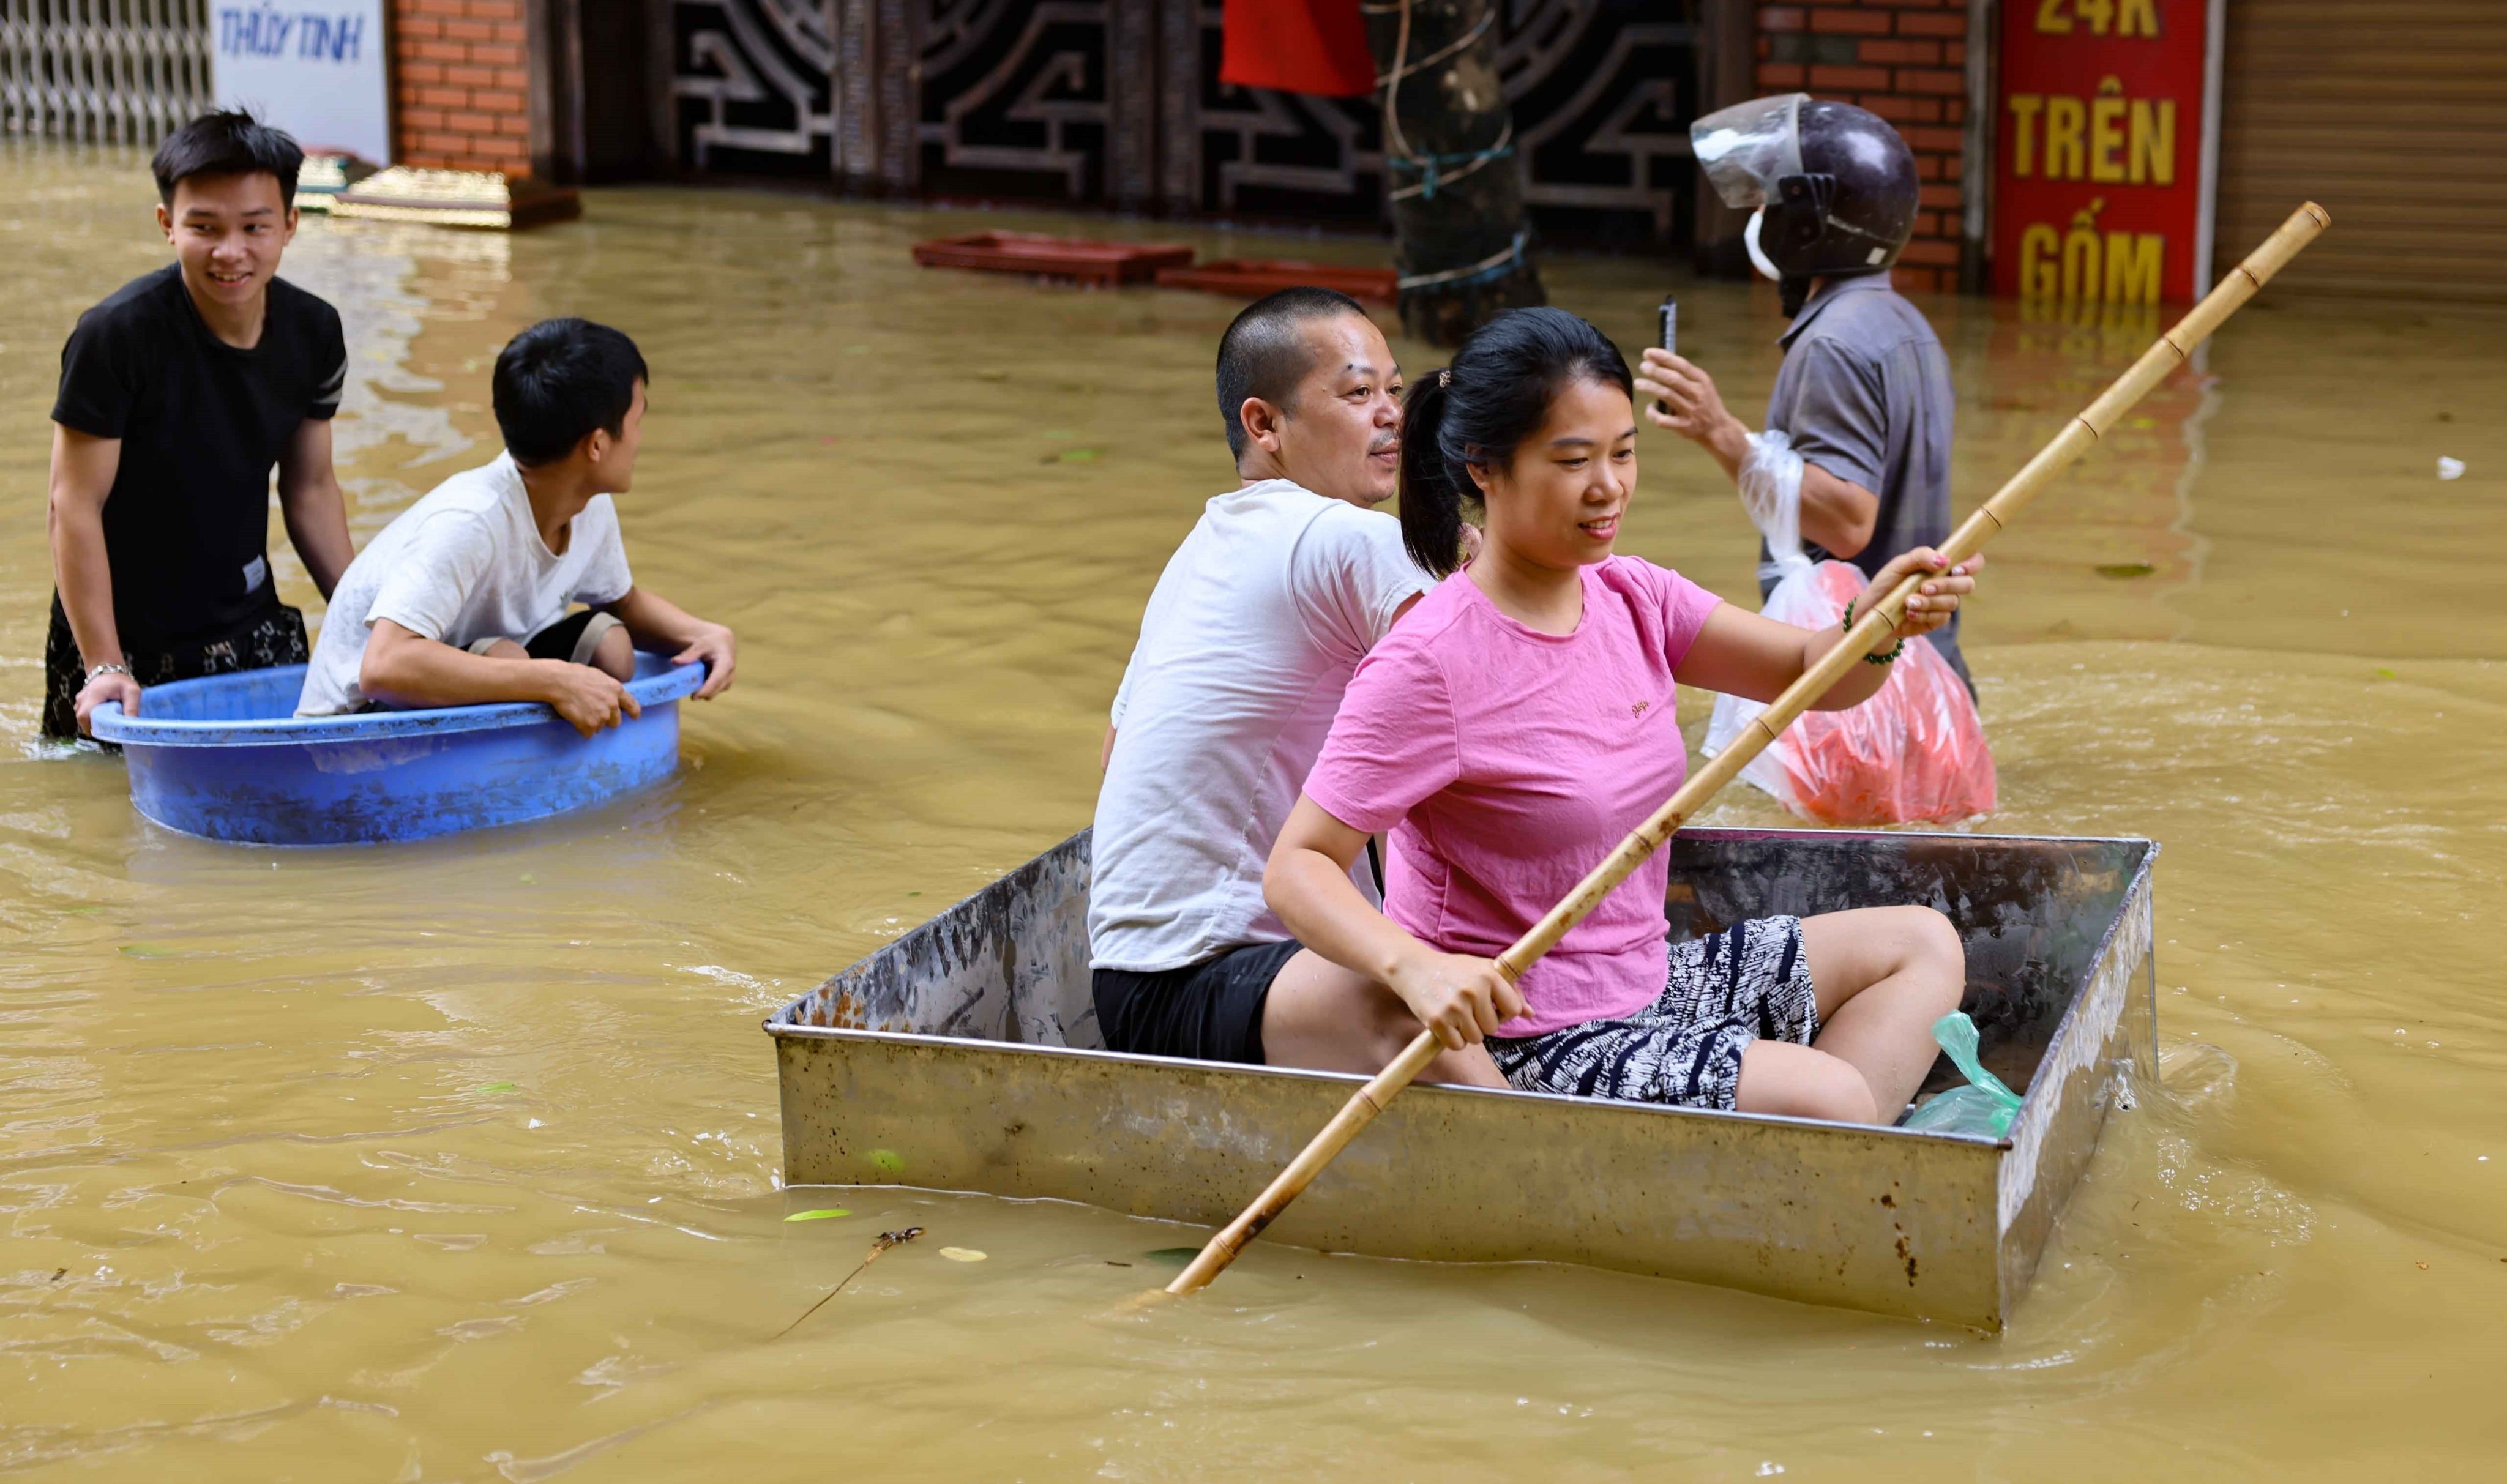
1397, 307, 1635, 576
1397, 373, 1466, 575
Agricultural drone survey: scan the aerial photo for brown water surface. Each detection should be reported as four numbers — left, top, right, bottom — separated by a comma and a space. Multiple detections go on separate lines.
2, 149, 2502, 1479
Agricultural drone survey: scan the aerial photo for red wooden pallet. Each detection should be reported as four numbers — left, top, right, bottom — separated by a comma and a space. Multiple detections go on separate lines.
911, 232, 1195, 286
1154, 258, 1399, 305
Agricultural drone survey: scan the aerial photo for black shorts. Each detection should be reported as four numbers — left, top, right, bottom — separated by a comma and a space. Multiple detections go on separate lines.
1092, 939, 1303, 1065
466, 608, 621, 666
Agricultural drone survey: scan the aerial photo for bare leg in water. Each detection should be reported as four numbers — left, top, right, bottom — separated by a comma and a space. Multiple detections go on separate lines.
1260, 948, 1511, 1088
1735, 906, 1966, 1125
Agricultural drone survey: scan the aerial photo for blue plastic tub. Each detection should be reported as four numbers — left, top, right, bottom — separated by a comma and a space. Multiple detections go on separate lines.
88, 655, 706, 845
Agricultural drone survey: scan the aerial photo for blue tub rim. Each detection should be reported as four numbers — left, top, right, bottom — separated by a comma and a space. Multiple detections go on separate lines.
89, 657, 707, 748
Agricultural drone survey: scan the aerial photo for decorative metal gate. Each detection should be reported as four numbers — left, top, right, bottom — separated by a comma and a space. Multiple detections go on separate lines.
673, 0, 1701, 246
0, 0, 212, 144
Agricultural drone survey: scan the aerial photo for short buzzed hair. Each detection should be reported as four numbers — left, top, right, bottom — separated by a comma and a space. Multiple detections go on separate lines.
493, 318, 650, 466
1214, 286, 1371, 460
152, 110, 303, 208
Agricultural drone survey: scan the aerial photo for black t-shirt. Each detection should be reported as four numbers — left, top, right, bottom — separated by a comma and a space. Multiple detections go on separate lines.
52, 265, 346, 650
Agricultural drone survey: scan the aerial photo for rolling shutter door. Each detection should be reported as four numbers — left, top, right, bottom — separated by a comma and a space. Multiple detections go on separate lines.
2213, 0, 2507, 300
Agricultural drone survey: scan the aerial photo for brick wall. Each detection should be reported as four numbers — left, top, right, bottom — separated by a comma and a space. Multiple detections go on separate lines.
389, 0, 532, 173
1754, 1, 1969, 293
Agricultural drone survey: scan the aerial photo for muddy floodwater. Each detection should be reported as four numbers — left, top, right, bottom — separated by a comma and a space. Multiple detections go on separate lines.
2, 149, 2501, 1479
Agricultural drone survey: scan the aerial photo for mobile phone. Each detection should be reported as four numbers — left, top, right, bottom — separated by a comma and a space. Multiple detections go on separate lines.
1654, 296, 1677, 414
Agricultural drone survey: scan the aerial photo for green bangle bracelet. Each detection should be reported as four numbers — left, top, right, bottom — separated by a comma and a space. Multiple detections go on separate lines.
1839, 598, 1905, 666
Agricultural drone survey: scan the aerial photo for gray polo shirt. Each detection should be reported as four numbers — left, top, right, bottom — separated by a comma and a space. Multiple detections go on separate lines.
1761, 273, 1966, 687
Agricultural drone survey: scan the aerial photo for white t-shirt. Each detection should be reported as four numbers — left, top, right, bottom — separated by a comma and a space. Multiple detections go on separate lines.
1089, 478, 1435, 972
296, 452, 634, 715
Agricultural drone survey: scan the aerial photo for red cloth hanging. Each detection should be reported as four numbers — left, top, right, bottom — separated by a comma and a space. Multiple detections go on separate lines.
1220, 0, 1376, 99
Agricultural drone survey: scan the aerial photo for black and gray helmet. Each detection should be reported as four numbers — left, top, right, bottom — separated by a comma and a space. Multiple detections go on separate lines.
1693, 94, 1920, 314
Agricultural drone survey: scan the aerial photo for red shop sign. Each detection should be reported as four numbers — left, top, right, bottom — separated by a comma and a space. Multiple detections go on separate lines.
1993, 0, 2224, 304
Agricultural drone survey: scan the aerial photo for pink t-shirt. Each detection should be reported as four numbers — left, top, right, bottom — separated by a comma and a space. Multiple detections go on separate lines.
1301, 556, 1724, 1036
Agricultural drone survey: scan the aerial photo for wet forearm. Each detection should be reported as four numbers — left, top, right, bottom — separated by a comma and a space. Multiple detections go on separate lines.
1797, 463, 1878, 558
48, 493, 122, 668
1698, 410, 1751, 483
360, 632, 566, 710
279, 475, 354, 598
49, 428, 125, 666
1266, 844, 1422, 983
1803, 625, 1891, 710
605, 587, 712, 649
277, 420, 353, 598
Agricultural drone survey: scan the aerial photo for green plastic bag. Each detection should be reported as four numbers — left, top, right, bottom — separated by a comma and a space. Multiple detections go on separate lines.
1904, 1011, 2023, 1138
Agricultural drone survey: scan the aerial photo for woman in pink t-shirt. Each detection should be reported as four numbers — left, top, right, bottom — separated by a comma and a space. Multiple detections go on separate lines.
1265, 308, 1978, 1124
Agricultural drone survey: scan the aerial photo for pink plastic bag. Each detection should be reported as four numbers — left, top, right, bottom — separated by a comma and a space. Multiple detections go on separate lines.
1703, 560, 1995, 826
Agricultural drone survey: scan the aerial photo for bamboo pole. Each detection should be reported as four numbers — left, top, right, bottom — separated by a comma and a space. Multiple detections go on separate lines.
1156, 203, 2330, 1302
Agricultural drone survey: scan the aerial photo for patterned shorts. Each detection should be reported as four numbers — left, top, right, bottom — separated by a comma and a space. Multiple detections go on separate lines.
43, 594, 309, 743
1486, 916, 1820, 1111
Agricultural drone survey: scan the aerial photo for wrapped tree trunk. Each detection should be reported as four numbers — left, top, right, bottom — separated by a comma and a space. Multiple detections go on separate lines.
1366, 0, 1544, 346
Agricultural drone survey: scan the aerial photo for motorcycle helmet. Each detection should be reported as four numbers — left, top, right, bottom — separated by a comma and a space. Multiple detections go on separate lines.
1693, 94, 1920, 316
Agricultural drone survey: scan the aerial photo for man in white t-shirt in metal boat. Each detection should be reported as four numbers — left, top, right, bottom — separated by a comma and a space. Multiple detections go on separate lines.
1090, 288, 1505, 1086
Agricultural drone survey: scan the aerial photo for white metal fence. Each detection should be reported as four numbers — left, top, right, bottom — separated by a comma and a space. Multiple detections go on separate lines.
1, 0, 211, 144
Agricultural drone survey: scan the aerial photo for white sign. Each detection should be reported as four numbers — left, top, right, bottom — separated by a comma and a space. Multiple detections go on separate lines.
211, 2, 393, 166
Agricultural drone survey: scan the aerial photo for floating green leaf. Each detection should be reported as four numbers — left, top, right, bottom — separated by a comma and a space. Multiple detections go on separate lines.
1142, 1247, 1200, 1266
2375, 667, 2398, 679
119, 944, 177, 959
868, 1149, 906, 1177
475, 1081, 517, 1094
1056, 447, 1100, 463
2094, 562, 2155, 580
518, 874, 536, 885
783, 1208, 852, 1222
939, 1247, 987, 1262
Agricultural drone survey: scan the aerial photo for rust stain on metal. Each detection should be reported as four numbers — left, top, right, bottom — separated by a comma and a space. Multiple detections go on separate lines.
823, 986, 870, 1030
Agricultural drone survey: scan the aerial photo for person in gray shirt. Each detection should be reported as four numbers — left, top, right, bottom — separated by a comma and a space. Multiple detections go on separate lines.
1636, 95, 1975, 690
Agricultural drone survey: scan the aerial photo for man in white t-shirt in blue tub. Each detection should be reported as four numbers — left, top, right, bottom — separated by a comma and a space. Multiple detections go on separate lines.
296, 318, 736, 731
1090, 287, 1504, 1087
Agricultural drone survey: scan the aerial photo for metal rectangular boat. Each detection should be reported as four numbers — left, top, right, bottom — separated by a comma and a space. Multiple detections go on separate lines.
766, 827, 2156, 1329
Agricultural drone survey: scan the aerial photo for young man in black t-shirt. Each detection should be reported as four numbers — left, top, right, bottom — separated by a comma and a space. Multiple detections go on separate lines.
44, 110, 354, 740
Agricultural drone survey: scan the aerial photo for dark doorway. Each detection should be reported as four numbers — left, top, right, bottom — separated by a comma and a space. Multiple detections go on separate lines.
574, 0, 652, 180
539, 0, 662, 182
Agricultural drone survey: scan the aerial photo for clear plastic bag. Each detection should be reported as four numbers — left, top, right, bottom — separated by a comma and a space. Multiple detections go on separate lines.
1904, 1011, 2022, 1138
1703, 558, 1997, 826
1738, 430, 1810, 582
